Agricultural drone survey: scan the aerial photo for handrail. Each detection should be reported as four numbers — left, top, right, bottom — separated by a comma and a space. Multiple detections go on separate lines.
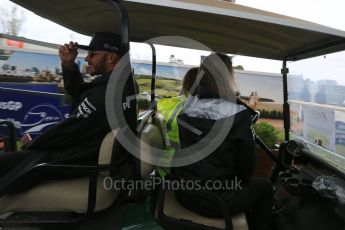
107, 0, 130, 55
147, 43, 157, 108
289, 100, 345, 112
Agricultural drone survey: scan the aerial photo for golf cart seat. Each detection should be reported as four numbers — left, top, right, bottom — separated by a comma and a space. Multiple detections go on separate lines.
0, 130, 132, 222
123, 110, 165, 204
155, 188, 248, 230
138, 111, 165, 177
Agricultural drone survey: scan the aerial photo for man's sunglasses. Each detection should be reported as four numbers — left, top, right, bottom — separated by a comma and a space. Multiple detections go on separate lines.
87, 50, 111, 57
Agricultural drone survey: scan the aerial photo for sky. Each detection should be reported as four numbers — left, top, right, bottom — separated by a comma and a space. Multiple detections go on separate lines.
235, 0, 345, 85
1, 0, 345, 85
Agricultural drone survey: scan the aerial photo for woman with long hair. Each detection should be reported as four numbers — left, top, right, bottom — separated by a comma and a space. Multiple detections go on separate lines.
172, 53, 273, 230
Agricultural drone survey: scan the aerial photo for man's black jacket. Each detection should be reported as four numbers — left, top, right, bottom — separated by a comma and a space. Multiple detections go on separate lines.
26, 64, 137, 164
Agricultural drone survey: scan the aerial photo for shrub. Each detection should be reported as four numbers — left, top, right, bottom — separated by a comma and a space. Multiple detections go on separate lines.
270, 110, 277, 118
254, 122, 279, 148
258, 109, 283, 119
259, 109, 268, 118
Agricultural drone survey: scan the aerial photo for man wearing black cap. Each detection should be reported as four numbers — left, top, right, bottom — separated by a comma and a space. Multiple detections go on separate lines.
61, 32, 120, 77
0, 32, 136, 188
22, 32, 124, 164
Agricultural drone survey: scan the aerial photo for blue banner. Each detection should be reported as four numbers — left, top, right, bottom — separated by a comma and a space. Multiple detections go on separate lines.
0, 82, 58, 93
0, 87, 70, 140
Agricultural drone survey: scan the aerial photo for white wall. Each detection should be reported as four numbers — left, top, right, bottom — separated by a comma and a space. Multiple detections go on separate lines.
234, 69, 284, 103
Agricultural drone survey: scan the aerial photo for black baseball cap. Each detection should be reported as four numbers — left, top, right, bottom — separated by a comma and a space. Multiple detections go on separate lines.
77, 32, 120, 53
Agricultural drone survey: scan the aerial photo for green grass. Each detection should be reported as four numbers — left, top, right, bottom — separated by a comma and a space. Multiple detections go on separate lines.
277, 131, 285, 144
136, 75, 181, 98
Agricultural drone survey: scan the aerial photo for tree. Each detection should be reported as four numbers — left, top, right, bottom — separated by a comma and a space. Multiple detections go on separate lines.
234, 65, 244, 70
0, 4, 25, 36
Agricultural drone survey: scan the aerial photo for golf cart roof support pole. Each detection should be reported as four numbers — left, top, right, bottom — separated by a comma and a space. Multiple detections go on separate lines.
107, 0, 129, 55
107, 0, 137, 136
148, 43, 157, 108
282, 59, 290, 141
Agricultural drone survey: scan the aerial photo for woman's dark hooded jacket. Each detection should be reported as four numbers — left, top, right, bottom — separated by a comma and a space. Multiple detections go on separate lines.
172, 95, 256, 216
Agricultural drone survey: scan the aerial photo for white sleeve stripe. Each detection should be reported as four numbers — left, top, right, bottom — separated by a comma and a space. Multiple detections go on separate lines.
84, 97, 96, 111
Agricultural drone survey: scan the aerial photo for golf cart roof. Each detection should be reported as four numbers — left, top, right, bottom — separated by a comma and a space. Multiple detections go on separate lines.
11, 0, 345, 61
